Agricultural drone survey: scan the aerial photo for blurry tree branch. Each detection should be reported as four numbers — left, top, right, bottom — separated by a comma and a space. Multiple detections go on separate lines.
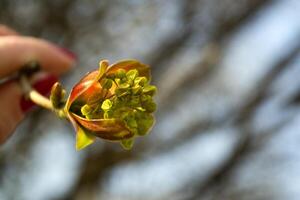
185, 36, 300, 200
148, 0, 271, 74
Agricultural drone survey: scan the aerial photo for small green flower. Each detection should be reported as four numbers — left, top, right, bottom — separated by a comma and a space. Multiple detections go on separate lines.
101, 99, 113, 111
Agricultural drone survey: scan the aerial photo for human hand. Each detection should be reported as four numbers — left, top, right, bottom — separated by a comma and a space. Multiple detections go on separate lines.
0, 25, 76, 144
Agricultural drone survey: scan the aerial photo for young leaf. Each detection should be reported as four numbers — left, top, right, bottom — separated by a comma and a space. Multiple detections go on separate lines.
137, 114, 154, 136
121, 138, 134, 150
50, 82, 66, 109
97, 60, 109, 80
76, 127, 96, 151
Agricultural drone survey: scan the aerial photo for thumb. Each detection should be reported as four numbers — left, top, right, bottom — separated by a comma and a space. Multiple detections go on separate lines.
0, 36, 76, 78
0, 74, 58, 144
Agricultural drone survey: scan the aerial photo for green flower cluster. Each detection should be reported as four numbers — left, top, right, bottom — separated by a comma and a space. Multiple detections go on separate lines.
80, 69, 156, 149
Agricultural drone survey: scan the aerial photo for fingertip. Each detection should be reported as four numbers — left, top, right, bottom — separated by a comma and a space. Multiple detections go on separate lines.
55, 46, 78, 61
0, 24, 18, 36
51, 44, 78, 73
39, 40, 77, 75
0, 36, 77, 77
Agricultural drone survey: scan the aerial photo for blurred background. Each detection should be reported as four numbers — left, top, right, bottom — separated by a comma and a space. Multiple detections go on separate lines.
1, 0, 300, 199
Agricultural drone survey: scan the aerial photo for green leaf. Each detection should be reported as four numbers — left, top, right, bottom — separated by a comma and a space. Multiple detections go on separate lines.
101, 99, 112, 111
121, 138, 134, 150
76, 127, 96, 151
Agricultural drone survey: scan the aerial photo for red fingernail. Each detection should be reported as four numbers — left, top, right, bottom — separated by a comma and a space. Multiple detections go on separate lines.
20, 75, 58, 113
56, 46, 77, 60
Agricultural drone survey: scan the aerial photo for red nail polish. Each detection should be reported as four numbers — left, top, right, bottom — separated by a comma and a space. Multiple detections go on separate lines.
20, 75, 58, 113
56, 46, 77, 60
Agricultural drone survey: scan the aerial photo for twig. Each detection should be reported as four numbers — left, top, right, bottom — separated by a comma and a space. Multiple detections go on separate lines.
19, 74, 53, 110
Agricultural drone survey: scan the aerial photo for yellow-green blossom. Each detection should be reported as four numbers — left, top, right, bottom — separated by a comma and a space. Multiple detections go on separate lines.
51, 59, 156, 150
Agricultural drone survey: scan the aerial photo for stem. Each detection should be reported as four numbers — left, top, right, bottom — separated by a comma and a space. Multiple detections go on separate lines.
19, 75, 53, 110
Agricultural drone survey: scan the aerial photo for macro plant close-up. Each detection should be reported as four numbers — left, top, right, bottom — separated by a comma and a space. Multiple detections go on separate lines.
1, 1, 300, 200
20, 59, 156, 151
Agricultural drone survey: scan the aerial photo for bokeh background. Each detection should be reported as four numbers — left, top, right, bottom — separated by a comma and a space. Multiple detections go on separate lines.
1, 0, 300, 199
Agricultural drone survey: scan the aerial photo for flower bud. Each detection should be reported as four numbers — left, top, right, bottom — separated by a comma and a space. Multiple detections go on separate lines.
65, 59, 156, 150
50, 82, 66, 109
121, 139, 134, 150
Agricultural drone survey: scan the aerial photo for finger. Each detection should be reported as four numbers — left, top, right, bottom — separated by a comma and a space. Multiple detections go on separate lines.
0, 24, 19, 36
0, 81, 23, 144
0, 74, 58, 144
0, 36, 76, 78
